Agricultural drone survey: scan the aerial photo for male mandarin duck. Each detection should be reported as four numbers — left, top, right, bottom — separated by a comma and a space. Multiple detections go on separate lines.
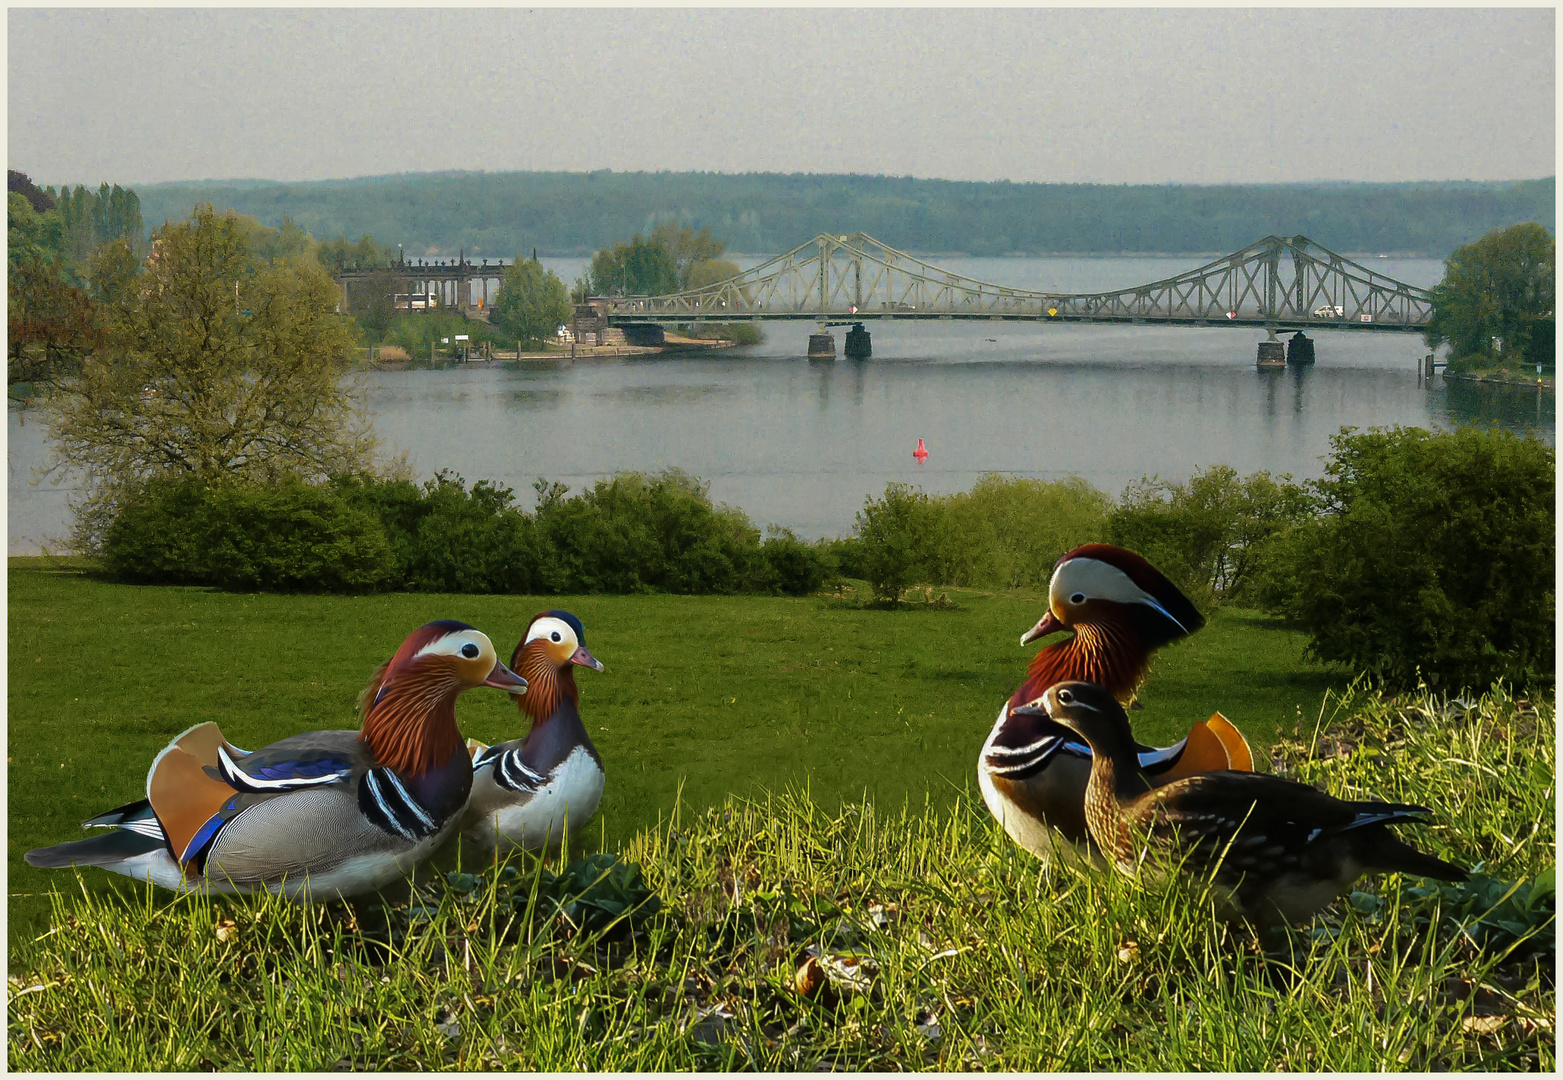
24, 620, 526, 901
462, 610, 606, 855
979, 543, 1254, 862
1030, 681, 1466, 926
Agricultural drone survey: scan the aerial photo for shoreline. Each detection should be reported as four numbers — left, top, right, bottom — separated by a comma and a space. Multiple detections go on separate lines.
1443, 370, 1555, 391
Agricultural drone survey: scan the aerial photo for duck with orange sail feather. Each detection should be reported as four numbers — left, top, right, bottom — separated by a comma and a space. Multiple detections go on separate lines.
25, 621, 526, 901
978, 544, 1254, 863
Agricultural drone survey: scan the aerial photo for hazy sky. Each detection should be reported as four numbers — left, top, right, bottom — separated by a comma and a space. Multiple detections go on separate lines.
8, 7, 1555, 187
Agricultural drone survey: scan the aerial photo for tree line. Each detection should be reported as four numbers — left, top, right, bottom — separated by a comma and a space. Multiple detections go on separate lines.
132, 170, 1555, 259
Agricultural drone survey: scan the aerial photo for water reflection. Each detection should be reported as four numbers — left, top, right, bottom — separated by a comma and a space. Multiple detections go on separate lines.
1436, 378, 1554, 432
589, 384, 732, 405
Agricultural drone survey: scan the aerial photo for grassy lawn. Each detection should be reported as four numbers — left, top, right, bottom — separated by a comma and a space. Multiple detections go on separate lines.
8, 558, 1336, 946
6, 560, 1553, 1069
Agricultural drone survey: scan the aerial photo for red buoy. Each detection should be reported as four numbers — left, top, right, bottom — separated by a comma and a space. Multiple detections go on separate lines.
913, 438, 928, 463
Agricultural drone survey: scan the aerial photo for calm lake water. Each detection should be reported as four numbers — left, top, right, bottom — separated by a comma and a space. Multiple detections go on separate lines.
8, 256, 1554, 554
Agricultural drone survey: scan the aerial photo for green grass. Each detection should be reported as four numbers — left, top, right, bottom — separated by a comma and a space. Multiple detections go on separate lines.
6, 684, 1553, 1070
7, 558, 1335, 947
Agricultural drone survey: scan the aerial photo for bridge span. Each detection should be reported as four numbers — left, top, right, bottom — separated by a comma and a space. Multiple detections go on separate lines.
594, 232, 1434, 364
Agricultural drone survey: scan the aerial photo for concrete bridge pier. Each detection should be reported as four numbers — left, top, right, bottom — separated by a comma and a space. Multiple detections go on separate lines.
1256, 326, 1286, 369
808, 324, 836, 359
844, 322, 872, 358
1287, 330, 1315, 365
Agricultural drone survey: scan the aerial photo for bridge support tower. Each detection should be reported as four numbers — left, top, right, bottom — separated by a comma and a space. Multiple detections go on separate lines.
1256, 326, 1286, 369
844, 323, 871, 359
808, 325, 836, 359
1287, 331, 1315, 365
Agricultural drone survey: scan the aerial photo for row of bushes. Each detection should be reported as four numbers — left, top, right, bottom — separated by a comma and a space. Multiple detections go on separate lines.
840, 427, 1553, 691
106, 469, 831, 598
102, 426, 1553, 691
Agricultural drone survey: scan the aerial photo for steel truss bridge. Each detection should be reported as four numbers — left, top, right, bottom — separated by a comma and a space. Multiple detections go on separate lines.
599, 233, 1433, 332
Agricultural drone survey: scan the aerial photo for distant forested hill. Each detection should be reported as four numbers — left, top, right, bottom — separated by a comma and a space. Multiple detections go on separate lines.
134, 171, 1554, 259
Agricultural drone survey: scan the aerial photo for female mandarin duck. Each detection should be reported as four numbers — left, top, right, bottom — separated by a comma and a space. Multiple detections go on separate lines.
1031, 681, 1466, 926
24, 621, 526, 901
462, 610, 605, 855
979, 543, 1254, 862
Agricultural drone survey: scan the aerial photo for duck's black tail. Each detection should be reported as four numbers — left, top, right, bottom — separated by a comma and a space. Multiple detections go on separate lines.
25, 829, 165, 869
1365, 830, 1468, 883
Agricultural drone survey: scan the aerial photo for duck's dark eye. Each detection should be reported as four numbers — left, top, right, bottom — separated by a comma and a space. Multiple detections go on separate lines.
1058, 689, 1075, 705
1070, 592, 1087, 605
460, 642, 480, 659
551, 631, 562, 642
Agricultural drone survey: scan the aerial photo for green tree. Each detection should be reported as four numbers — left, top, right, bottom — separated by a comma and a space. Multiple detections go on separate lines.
854, 483, 951, 604
942, 474, 1112, 589
44, 205, 373, 550
491, 257, 572, 347
7, 258, 100, 389
352, 268, 403, 344
1260, 426, 1554, 691
685, 257, 741, 291
1424, 223, 1555, 372
8, 191, 64, 270
585, 234, 680, 297
1107, 465, 1312, 606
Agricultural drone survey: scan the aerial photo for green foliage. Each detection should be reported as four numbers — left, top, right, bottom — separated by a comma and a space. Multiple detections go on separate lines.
134, 171, 1555, 259
8, 190, 65, 270
103, 477, 395, 592
536, 470, 766, 594
586, 232, 679, 297
7, 256, 100, 389
851, 475, 1111, 601
1260, 427, 1555, 690
677, 321, 764, 346
1108, 465, 1312, 607
316, 232, 390, 272
490, 257, 572, 347
45, 181, 147, 267
1426, 223, 1556, 371
941, 474, 1112, 589
400, 473, 548, 594
853, 483, 948, 604
760, 529, 834, 596
382, 310, 508, 358
1407, 869, 1554, 961
8, 168, 55, 213
44, 204, 373, 550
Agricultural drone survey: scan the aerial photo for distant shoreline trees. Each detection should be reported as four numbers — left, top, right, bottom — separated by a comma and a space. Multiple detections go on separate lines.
1425, 223, 1555, 373
133, 172, 1556, 260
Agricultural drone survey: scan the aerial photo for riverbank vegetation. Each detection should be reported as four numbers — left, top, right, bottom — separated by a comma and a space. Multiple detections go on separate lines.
91, 424, 1553, 694
37, 205, 376, 551
1425, 222, 1555, 376
132, 170, 1555, 259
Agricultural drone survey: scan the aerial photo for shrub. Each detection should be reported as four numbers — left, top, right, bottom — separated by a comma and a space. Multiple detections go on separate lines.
942, 474, 1111, 589
105, 477, 395, 593
536, 470, 767, 595
407, 472, 548, 594
1108, 465, 1311, 607
760, 529, 832, 596
854, 483, 950, 604
1260, 426, 1554, 690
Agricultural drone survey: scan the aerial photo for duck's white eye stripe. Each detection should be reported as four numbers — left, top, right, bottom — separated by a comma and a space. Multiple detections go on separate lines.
525, 618, 576, 647
415, 632, 493, 660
